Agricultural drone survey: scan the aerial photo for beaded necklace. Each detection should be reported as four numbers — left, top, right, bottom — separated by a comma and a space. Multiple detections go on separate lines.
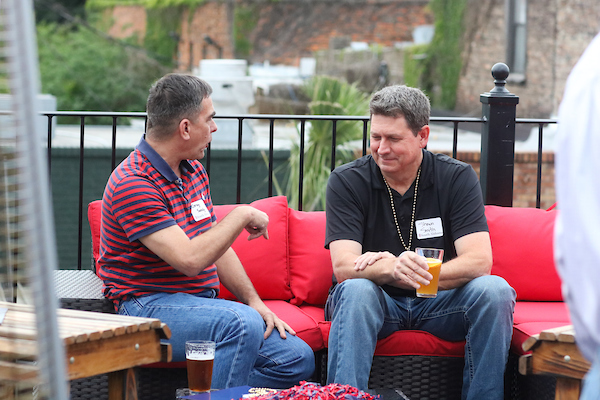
382, 166, 422, 252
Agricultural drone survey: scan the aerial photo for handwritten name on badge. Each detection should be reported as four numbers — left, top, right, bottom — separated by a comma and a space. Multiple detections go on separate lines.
191, 199, 211, 222
416, 217, 443, 239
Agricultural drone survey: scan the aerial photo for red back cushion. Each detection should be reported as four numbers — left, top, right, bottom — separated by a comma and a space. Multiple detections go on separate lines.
288, 209, 333, 306
88, 200, 102, 270
213, 196, 292, 301
485, 205, 562, 301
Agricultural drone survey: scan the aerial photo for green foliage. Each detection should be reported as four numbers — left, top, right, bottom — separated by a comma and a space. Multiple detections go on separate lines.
37, 23, 169, 123
403, 0, 466, 110
428, 0, 466, 109
144, 7, 184, 67
233, 4, 259, 60
423, 0, 466, 109
403, 44, 429, 89
35, 0, 87, 24
285, 76, 369, 211
87, 0, 205, 9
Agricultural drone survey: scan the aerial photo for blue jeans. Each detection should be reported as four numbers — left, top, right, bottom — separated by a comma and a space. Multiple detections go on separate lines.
581, 347, 600, 400
119, 291, 315, 389
324, 276, 516, 399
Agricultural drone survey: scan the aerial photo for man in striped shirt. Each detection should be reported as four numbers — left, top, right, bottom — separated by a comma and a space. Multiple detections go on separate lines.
98, 73, 314, 389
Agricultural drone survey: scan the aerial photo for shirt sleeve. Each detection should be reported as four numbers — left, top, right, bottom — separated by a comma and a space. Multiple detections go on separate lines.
110, 175, 177, 242
325, 169, 365, 249
447, 164, 489, 241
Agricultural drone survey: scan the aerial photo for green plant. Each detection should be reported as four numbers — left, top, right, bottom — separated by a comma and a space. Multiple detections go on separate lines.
37, 22, 169, 123
428, 0, 466, 109
285, 76, 369, 211
403, 0, 466, 110
144, 6, 184, 67
233, 4, 259, 60
87, 0, 205, 8
403, 44, 429, 89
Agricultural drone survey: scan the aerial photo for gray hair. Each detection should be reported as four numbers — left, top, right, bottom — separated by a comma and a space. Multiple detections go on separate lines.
146, 73, 213, 140
369, 85, 430, 136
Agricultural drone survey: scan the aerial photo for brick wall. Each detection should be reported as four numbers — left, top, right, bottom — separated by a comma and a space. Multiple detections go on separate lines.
247, 1, 432, 65
104, 1, 431, 70
452, 151, 556, 210
179, 3, 235, 71
456, 0, 599, 118
107, 6, 146, 42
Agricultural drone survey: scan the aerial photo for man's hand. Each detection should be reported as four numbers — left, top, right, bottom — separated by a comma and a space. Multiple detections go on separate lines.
249, 300, 296, 339
240, 206, 269, 241
391, 251, 433, 290
354, 251, 395, 271
261, 310, 296, 340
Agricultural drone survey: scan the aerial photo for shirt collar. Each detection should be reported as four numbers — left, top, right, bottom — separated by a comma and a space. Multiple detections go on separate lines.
370, 149, 434, 191
136, 135, 195, 182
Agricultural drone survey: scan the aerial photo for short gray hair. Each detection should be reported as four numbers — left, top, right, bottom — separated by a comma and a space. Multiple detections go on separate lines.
146, 73, 213, 140
369, 85, 430, 136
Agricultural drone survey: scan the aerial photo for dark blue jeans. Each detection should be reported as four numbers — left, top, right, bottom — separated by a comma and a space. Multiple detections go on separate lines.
120, 291, 314, 389
325, 275, 516, 399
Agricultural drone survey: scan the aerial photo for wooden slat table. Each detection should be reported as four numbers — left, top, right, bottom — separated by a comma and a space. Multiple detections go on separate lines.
0, 301, 172, 400
520, 325, 591, 400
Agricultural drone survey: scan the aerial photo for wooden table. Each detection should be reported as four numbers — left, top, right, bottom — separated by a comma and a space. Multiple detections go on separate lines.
0, 301, 172, 400
520, 325, 591, 400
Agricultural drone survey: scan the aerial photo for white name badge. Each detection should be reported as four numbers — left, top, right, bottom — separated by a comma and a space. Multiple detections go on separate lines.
191, 199, 211, 222
416, 217, 443, 239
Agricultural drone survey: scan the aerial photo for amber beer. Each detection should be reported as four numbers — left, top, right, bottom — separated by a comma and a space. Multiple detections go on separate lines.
416, 258, 442, 298
185, 340, 215, 392
415, 248, 444, 298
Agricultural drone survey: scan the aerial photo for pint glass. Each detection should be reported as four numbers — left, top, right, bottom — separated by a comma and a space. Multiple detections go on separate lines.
415, 248, 444, 298
185, 340, 215, 392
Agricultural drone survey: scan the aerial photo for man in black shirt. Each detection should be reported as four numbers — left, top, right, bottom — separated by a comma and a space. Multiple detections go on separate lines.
324, 85, 516, 399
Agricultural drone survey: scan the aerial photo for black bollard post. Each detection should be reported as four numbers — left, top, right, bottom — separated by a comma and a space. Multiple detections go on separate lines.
479, 62, 520, 206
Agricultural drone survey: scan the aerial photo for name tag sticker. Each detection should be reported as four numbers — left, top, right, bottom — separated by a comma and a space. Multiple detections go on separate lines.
416, 217, 443, 239
191, 199, 211, 222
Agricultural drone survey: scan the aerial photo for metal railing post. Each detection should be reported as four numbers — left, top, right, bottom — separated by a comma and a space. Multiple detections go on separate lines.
479, 62, 520, 206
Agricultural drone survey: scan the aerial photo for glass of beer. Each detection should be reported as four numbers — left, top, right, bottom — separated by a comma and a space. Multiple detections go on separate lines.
185, 340, 215, 393
415, 248, 444, 298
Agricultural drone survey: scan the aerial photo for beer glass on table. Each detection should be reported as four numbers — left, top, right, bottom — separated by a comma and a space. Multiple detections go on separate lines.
185, 340, 215, 393
415, 248, 443, 298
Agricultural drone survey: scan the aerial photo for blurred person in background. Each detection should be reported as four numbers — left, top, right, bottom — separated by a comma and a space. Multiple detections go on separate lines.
554, 32, 600, 399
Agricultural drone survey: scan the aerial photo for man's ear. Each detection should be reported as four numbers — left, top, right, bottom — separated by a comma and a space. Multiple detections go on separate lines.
418, 125, 430, 148
179, 118, 191, 140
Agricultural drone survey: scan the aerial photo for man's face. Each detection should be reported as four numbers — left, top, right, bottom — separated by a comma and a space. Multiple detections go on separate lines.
189, 97, 217, 160
369, 114, 428, 177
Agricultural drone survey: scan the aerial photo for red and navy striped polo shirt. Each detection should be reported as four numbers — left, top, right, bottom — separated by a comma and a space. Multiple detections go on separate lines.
98, 136, 219, 304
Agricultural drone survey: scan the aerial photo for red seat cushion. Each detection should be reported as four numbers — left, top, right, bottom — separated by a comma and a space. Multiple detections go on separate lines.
511, 301, 571, 355
288, 210, 333, 306
512, 321, 573, 355
512, 301, 571, 326
265, 300, 325, 351
213, 196, 292, 301
485, 206, 562, 301
318, 320, 464, 357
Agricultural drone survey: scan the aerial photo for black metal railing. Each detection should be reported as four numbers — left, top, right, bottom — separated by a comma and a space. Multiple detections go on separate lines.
514, 118, 558, 209
42, 63, 557, 270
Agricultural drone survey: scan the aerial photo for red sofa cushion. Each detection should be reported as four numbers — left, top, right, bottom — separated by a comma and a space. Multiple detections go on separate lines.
213, 196, 292, 301
485, 206, 562, 301
512, 321, 573, 356
88, 200, 102, 268
510, 301, 571, 355
265, 300, 325, 351
318, 320, 464, 357
512, 301, 571, 326
288, 209, 333, 306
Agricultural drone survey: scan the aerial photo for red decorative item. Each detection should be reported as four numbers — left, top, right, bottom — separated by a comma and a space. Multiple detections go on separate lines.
246, 381, 381, 400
